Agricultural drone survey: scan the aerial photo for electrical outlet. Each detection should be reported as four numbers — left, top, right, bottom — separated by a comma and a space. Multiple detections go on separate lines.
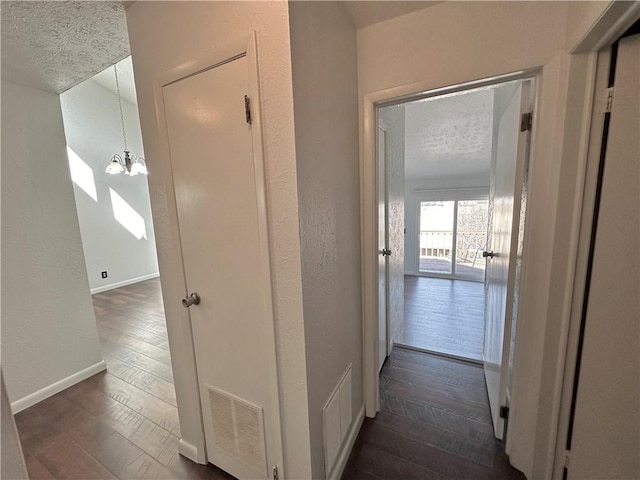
101, 271, 108, 279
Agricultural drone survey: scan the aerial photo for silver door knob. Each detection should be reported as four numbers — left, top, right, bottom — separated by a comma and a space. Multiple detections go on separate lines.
482, 250, 495, 258
381, 248, 392, 256
182, 292, 201, 308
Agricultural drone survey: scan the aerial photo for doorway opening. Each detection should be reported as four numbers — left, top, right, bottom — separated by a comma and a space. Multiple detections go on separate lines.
374, 74, 535, 443
58, 54, 177, 405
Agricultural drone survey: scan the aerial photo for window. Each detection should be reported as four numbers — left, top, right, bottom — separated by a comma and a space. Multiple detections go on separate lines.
418, 198, 488, 281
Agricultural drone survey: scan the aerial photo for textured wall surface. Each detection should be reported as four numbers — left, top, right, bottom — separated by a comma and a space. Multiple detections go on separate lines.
61, 76, 159, 291
126, 2, 312, 476
1, 80, 104, 403
289, 2, 361, 477
357, 1, 567, 96
0, 1, 129, 93
379, 105, 405, 347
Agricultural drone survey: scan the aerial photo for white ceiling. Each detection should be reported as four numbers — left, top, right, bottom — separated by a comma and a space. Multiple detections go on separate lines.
402, 88, 495, 182
1, 1, 130, 94
341, 1, 442, 29
91, 56, 138, 105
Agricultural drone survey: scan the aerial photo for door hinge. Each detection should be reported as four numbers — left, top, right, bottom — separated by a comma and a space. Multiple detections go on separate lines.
272, 465, 279, 480
499, 405, 510, 420
605, 87, 614, 113
520, 112, 533, 132
564, 450, 571, 468
244, 95, 252, 124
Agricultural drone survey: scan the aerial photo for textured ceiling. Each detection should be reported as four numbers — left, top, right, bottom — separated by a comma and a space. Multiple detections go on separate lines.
341, 1, 442, 29
1, 1, 130, 94
91, 56, 138, 105
402, 88, 495, 182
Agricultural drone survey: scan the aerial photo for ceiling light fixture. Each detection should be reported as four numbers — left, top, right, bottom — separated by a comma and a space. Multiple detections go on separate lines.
105, 64, 147, 176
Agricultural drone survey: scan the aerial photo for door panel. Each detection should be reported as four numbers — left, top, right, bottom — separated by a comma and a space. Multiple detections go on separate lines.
162, 55, 279, 479
378, 126, 388, 372
569, 35, 639, 479
484, 81, 530, 439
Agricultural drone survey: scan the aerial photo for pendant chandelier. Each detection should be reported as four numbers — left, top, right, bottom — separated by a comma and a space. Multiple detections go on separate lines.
105, 64, 147, 176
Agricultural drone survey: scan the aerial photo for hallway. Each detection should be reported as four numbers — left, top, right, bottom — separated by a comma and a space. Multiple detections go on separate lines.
14, 279, 233, 480
343, 347, 524, 479
402, 276, 485, 361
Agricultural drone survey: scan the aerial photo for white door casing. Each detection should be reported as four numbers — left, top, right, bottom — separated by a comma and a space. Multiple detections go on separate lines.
154, 34, 283, 479
483, 80, 531, 440
377, 124, 389, 372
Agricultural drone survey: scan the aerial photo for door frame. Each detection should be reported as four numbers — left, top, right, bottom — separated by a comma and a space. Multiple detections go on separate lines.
360, 4, 640, 478
150, 32, 284, 472
362, 68, 540, 416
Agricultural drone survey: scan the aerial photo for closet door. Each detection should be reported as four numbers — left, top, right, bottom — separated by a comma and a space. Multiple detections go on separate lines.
568, 34, 639, 480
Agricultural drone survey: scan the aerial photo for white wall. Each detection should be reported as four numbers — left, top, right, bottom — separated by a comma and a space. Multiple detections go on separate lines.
564, 1, 613, 51
60, 77, 159, 292
1, 80, 104, 406
356, 2, 593, 477
125, 2, 312, 477
379, 106, 405, 346
288, 4, 361, 477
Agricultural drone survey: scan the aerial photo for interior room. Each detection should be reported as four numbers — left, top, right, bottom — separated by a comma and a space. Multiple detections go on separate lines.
61, 56, 159, 296
1, 2, 638, 480
378, 82, 522, 362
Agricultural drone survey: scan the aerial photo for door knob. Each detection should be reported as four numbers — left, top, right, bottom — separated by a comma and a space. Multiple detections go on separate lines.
482, 250, 495, 259
182, 292, 201, 308
381, 248, 392, 257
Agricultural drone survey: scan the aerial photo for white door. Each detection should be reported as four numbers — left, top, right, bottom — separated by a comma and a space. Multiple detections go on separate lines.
568, 34, 639, 479
483, 80, 531, 439
162, 55, 281, 479
378, 125, 389, 371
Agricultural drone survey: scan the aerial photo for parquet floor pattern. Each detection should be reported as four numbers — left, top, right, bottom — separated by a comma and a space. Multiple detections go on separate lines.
342, 347, 525, 480
402, 276, 485, 361
14, 278, 234, 480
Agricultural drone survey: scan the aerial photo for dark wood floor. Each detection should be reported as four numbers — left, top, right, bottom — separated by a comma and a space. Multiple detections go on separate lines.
15, 278, 517, 480
342, 347, 524, 480
402, 276, 484, 361
15, 278, 233, 480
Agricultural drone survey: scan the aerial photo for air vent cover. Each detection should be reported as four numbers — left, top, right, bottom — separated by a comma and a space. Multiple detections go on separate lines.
208, 386, 267, 476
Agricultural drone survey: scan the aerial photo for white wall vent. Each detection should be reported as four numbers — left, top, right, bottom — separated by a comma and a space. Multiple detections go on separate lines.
208, 386, 267, 477
323, 364, 353, 475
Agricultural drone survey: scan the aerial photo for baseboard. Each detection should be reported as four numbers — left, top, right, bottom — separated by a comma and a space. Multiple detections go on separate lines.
11, 360, 107, 413
395, 343, 483, 366
179, 438, 207, 465
91, 272, 159, 294
328, 405, 365, 480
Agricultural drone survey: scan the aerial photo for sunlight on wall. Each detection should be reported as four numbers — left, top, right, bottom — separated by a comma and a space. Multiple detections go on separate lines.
67, 146, 97, 201
109, 188, 147, 240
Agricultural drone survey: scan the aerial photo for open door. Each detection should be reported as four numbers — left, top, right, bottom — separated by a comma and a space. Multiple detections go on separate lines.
483, 80, 532, 439
377, 125, 389, 372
